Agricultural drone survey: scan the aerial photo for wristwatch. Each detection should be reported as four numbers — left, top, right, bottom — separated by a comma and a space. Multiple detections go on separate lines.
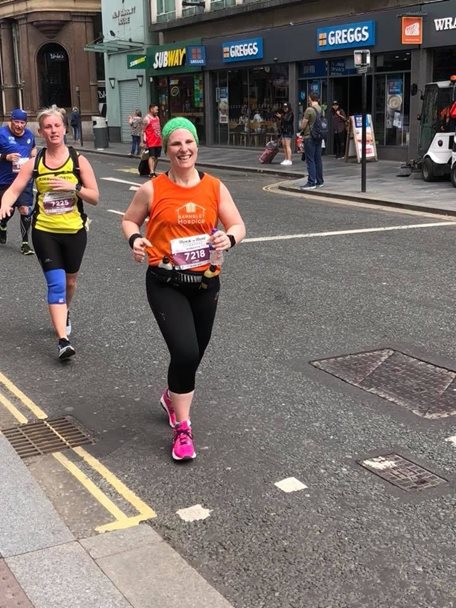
227, 234, 236, 249
75, 183, 82, 193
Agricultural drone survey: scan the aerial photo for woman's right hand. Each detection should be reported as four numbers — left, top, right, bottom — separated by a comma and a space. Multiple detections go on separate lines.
132, 236, 152, 263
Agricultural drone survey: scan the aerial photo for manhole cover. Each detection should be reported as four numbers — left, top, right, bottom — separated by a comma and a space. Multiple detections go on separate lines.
359, 453, 448, 491
311, 349, 456, 418
1, 416, 93, 459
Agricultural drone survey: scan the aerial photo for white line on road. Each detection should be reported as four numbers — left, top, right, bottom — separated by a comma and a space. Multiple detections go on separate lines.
243, 222, 456, 243
107, 209, 125, 216
102, 177, 142, 187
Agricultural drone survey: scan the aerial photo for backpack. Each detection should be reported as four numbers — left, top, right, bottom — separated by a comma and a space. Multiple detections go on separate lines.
310, 108, 328, 141
32, 146, 87, 226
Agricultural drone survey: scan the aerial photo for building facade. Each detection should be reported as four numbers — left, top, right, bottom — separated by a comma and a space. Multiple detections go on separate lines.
0, 0, 101, 133
102, 0, 455, 160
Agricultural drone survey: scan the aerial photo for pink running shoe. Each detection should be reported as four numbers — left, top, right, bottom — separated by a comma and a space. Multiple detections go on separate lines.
172, 421, 196, 461
160, 388, 177, 428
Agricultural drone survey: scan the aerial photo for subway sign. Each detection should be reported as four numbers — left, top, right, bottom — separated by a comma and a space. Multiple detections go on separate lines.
222, 37, 263, 63
151, 45, 206, 69
153, 47, 187, 69
127, 55, 148, 69
317, 21, 376, 51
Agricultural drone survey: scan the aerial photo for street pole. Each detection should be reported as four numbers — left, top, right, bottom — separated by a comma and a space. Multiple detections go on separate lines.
354, 49, 370, 193
76, 85, 83, 147
361, 70, 367, 193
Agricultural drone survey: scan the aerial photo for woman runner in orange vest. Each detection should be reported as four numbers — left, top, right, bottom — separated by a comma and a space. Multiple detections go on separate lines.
122, 117, 246, 462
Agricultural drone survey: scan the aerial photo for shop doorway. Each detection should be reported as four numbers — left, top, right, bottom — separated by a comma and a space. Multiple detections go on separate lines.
332, 75, 371, 117
37, 43, 71, 108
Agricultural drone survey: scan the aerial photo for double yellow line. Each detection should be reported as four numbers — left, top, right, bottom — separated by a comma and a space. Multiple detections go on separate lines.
0, 372, 156, 532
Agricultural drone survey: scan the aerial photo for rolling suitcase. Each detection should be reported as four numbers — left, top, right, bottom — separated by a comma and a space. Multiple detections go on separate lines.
138, 151, 150, 176
259, 140, 279, 164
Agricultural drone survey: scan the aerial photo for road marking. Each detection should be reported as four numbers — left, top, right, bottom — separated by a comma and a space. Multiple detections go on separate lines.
53, 451, 128, 522
0, 371, 156, 532
243, 222, 456, 243
0, 391, 28, 424
0, 372, 47, 419
101, 177, 142, 187
275, 477, 308, 493
445, 435, 456, 447
107, 209, 125, 216
176, 504, 212, 522
74, 446, 156, 532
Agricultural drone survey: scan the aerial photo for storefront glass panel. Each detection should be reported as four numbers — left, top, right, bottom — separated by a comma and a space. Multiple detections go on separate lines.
212, 65, 289, 146
155, 73, 205, 143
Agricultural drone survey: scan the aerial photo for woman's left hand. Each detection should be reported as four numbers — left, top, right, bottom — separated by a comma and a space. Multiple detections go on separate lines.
209, 230, 231, 251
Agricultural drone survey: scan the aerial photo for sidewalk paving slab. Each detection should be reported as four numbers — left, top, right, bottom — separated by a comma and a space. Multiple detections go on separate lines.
82, 526, 235, 608
6, 542, 133, 608
0, 434, 73, 558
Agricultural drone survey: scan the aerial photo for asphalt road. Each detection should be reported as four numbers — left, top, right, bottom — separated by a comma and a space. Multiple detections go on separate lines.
1, 154, 456, 608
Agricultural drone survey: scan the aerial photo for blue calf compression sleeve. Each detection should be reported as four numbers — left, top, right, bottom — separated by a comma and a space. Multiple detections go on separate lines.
44, 269, 66, 304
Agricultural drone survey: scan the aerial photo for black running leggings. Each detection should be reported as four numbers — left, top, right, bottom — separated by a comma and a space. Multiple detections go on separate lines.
146, 267, 220, 393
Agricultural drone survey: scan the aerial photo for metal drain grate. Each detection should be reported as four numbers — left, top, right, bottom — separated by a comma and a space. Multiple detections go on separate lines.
359, 454, 448, 492
311, 349, 456, 418
1, 416, 93, 459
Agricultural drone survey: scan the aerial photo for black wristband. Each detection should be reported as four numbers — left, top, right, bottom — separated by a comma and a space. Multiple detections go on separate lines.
128, 233, 142, 249
1, 154, 7, 161
227, 234, 236, 249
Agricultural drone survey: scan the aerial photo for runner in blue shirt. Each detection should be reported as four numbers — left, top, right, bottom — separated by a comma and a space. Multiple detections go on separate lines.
0, 109, 37, 255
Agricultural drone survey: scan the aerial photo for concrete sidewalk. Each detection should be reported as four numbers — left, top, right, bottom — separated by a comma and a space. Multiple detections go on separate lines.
71, 137, 456, 217
0, 433, 234, 608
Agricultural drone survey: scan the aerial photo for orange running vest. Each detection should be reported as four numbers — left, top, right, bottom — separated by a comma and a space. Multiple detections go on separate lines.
145, 172, 220, 272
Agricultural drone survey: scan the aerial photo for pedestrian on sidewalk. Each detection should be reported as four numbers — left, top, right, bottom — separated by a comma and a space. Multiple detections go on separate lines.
276, 102, 294, 165
0, 109, 37, 255
331, 101, 347, 159
143, 104, 162, 178
299, 93, 324, 190
0, 107, 99, 360
128, 110, 143, 157
70, 107, 81, 142
122, 116, 246, 462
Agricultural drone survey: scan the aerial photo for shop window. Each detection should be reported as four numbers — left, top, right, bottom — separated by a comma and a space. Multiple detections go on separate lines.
156, 74, 205, 143
213, 65, 289, 146
37, 43, 71, 108
374, 73, 410, 146
156, 0, 176, 22
433, 48, 456, 82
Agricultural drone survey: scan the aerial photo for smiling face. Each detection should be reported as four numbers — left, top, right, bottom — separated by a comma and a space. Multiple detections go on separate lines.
38, 111, 66, 145
166, 128, 198, 168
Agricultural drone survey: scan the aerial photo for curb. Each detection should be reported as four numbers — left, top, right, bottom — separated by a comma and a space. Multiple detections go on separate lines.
77, 146, 455, 218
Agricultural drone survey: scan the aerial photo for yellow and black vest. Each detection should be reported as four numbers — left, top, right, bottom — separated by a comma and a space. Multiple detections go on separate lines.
32, 147, 86, 233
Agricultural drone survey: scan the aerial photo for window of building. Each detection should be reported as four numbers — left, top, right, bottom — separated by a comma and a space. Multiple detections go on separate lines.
155, 73, 205, 142
374, 53, 411, 146
210, 0, 236, 9
157, 0, 176, 23
212, 65, 289, 146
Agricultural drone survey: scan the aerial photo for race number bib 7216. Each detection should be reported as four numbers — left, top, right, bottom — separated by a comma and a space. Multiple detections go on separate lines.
170, 234, 210, 270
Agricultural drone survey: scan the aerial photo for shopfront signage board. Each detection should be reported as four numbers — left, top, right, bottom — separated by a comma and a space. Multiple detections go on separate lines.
222, 37, 263, 63
346, 114, 378, 162
317, 21, 376, 51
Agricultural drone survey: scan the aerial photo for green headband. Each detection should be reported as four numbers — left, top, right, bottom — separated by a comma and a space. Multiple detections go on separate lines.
162, 117, 199, 152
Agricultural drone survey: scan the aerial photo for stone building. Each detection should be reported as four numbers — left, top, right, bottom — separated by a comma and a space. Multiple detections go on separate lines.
0, 0, 102, 132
